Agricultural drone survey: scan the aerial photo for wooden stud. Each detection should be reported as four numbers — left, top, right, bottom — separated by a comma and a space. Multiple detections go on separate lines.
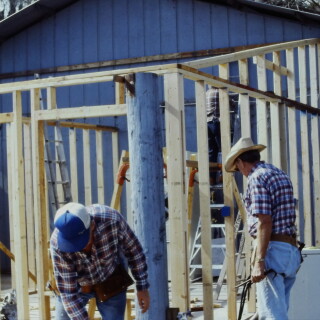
112, 132, 119, 186
298, 46, 312, 246
186, 38, 319, 69
256, 55, 269, 161
31, 88, 51, 319
164, 72, 190, 311
286, 48, 300, 235
69, 128, 79, 202
219, 63, 237, 320
83, 129, 92, 205
309, 44, 320, 246
6, 123, 16, 289
272, 51, 287, 170
34, 104, 127, 121
195, 80, 213, 319
96, 130, 105, 204
23, 123, 36, 290
269, 101, 281, 168
238, 58, 256, 313
12, 90, 30, 319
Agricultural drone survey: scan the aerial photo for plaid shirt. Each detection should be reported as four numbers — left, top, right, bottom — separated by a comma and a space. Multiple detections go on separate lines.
244, 162, 296, 238
50, 204, 149, 319
206, 87, 220, 121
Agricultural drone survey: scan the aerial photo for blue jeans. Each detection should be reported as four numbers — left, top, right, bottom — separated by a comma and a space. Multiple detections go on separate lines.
207, 119, 221, 164
55, 291, 126, 320
256, 241, 301, 320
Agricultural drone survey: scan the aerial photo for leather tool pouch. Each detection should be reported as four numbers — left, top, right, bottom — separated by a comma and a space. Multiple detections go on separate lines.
93, 264, 134, 302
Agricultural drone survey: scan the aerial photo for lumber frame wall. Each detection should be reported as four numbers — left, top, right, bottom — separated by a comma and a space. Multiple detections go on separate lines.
0, 38, 319, 319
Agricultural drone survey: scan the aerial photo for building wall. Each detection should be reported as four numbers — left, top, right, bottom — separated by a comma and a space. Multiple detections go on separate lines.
0, 0, 319, 271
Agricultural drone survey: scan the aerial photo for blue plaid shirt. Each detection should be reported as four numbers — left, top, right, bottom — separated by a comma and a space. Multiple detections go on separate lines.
244, 162, 296, 237
50, 204, 149, 319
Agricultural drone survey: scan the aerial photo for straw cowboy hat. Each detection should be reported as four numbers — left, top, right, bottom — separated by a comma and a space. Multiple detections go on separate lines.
224, 137, 266, 172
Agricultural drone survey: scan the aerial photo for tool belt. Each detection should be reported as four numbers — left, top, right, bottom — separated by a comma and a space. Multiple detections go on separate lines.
81, 264, 134, 303
270, 233, 297, 247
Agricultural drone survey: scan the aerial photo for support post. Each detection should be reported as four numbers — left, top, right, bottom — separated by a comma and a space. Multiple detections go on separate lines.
12, 90, 30, 319
164, 72, 190, 312
127, 72, 169, 319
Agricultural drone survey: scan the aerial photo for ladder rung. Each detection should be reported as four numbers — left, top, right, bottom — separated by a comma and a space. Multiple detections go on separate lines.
190, 264, 223, 270
194, 244, 225, 248
45, 139, 63, 143
210, 204, 224, 209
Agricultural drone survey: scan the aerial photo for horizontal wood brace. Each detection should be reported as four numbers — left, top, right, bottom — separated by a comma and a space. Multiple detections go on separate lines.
34, 104, 127, 121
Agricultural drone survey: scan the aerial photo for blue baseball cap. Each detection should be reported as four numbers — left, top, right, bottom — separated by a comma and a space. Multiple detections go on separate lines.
54, 202, 91, 253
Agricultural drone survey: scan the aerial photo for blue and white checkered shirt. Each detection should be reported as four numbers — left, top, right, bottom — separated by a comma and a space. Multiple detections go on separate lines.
50, 204, 149, 319
244, 162, 296, 238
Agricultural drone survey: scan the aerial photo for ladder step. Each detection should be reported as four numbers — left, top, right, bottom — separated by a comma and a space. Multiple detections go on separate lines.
44, 159, 66, 164
48, 180, 70, 185
190, 264, 223, 270
210, 204, 224, 209
194, 244, 225, 249
45, 139, 63, 143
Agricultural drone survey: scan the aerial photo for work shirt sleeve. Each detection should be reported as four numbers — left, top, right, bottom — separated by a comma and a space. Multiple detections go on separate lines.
117, 214, 149, 291
50, 246, 88, 320
249, 175, 272, 216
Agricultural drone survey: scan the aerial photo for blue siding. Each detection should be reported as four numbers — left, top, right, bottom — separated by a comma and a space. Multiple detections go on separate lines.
0, 0, 319, 271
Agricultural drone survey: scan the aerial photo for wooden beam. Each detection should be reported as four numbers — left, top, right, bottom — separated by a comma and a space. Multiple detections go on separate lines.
69, 128, 78, 202
219, 64, 237, 320
34, 104, 127, 120
256, 55, 269, 161
12, 90, 30, 319
31, 88, 51, 319
83, 129, 92, 205
23, 123, 36, 290
298, 46, 312, 246
96, 130, 105, 204
286, 48, 300, 235
252, 55, 289, 76
185, 38, 319, 69
309, 44, 320, 246
47, 120, 118, 132
195, 80, 213, 319
164, 72, 190, 311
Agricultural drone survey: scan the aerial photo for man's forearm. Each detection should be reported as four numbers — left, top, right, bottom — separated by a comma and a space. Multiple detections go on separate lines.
256, 214, 272, 260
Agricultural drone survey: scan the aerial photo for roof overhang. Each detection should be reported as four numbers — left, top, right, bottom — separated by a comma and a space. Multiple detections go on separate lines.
0, 0, 79, 43
199, 0, 320, 24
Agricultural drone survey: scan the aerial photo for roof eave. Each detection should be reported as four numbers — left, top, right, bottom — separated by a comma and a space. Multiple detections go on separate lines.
0, 0, 79, 43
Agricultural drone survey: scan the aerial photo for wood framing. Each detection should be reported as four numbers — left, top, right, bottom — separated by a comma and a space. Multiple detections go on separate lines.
0, 38, 319, 319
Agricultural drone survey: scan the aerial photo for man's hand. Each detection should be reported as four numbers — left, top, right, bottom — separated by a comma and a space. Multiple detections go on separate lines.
137, 290, 150, 313
251, 261, 266, 283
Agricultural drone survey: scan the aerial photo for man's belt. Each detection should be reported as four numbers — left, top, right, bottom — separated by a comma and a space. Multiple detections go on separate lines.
270, 233, 297, 247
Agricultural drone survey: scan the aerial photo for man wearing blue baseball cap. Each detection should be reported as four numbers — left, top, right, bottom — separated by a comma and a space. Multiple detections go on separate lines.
50, 202, 150, 320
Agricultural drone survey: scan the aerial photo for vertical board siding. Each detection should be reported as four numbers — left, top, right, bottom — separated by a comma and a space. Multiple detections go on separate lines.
177, 0, 194, 52
144, 0, 161, 56
211, 5, 229, 48
128, 0, 144, 58
69, 1, 84, 65
194, 1, 211, 50
160, 0, 178, 54
229, 9, 247, 47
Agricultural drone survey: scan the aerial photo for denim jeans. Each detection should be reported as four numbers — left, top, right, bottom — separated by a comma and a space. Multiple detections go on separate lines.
55, 291, 127, 320
207, 119, 221, 164
256, 241, 301, 320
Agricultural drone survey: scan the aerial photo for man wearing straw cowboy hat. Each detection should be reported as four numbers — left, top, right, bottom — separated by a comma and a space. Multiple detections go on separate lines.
225, 137, 301, 320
